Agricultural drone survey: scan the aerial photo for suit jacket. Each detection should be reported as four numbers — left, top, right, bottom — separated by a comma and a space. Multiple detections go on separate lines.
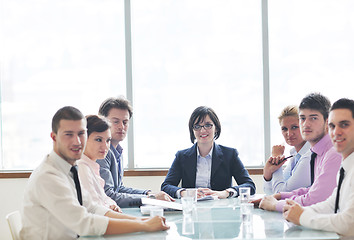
97, 144, 147, 207
161, 143, 256, 198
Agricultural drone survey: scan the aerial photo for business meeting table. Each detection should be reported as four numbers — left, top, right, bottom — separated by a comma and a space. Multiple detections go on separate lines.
81, 198, 340, 240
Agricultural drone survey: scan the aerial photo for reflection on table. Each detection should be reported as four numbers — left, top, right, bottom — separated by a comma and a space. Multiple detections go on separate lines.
81, 198, 340, 239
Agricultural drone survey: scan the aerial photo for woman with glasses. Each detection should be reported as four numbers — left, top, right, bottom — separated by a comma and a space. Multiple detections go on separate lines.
161, 106, 255, 199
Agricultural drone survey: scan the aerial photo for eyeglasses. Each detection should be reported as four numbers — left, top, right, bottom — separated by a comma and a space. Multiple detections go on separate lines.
193, 123, 213, 131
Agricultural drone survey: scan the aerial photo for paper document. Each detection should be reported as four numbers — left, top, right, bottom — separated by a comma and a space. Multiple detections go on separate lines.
141, 198, 183, 211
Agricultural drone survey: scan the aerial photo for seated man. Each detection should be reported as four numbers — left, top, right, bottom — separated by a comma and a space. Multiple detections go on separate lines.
284, 98, 354, 237
97, 96, 173, 207
20, 106, 169, 240
255, 93, 341, 212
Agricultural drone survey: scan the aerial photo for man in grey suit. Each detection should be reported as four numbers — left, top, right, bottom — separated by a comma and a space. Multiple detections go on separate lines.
97, 96, 173, 207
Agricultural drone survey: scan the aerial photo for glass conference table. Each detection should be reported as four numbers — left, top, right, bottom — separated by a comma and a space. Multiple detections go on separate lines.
83, 198, 340, 240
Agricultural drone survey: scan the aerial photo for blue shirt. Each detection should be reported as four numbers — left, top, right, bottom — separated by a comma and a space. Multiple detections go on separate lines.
263, 141, 312, 194
195, 147, 213, 188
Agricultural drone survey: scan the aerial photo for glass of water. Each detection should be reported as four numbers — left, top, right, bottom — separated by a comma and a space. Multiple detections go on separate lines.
239, 187, 250, 204
241, 202, 254, 224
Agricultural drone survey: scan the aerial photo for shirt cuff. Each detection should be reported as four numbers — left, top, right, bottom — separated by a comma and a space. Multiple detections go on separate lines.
299, 207, 312, 227
275, 199, 286, 212
227, 188, 237, 198
176, 188, 185, 199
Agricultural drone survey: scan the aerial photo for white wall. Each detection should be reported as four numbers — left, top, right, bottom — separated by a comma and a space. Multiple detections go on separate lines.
0, 175, 264, 240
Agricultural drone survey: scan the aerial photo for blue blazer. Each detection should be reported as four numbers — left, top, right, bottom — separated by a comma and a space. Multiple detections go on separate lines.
97, 144, 147, 207
161, 143, 256, 198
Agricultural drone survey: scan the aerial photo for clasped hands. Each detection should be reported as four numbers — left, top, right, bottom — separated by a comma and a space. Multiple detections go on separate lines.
181, 188, 230, 199
251, 194, 304, 226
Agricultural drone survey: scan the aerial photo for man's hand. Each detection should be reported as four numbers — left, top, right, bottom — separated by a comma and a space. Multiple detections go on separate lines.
283, 199, 304, 225
250, 197, 262, 208
149, 191, 175, 202
259, 195, 278, 211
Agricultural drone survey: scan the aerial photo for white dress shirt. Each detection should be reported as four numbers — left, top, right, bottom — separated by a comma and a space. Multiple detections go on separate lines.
77, 154, 117, 208
263, 141, 311, 194
20, 151, 109, 240
300, 151, 354, 236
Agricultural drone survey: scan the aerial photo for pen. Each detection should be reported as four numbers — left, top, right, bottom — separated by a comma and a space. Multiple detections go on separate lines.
275, 155, 294, 165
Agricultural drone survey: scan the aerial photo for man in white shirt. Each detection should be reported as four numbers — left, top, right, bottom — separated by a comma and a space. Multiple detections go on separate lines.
283, 98, 354, 237
20, 106, 169, 240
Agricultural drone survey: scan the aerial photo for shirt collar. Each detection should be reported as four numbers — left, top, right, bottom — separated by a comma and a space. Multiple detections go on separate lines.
80, 154, 100, 170
197, 146, 213, 158
342, 151, 354, 173
290, 141, 311, 156
111, 143, 123, 154
311, 134, 333, 156
49, 150, 75, 175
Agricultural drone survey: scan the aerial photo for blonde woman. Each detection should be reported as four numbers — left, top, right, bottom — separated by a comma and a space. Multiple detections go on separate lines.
263, 106, 311, 194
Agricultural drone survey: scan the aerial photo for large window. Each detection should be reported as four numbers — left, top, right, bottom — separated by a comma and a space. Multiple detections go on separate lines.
268, 0, 354, 152
131, 0, 263, 168
1, 0, 354, 170
0, 0, 126, 169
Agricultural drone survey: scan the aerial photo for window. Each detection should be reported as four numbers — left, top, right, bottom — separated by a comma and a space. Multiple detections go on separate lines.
0, 0, 125, 169
268, 0, 354, 151
1, 0, 353, 170
131, 0, 263, 168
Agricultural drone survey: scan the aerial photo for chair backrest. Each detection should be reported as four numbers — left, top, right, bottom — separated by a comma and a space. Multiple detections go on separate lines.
6, 211, 22, 240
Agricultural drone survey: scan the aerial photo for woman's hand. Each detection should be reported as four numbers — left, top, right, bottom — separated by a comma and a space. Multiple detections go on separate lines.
198, 188, 229, 199
110, 205, 122, 213
142, 216, 170, 232
272, 145, 285, 157
263, 155, 287, 181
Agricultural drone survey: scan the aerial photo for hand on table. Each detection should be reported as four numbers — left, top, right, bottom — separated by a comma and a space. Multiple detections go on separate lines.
149, 191, 175, 202
197, 188, 229, 199
109, 205, 122, 213
283, 199, 304, 225
143, 216, 170, 232
259, 195, 278, 211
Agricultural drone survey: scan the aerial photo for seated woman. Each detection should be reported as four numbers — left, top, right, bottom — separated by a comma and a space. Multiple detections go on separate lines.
161, 106, 255, 199
263, 105, 311, 195
77, 115, 121, 212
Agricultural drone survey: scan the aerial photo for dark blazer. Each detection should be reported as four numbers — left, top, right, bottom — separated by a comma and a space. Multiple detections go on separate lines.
161, 143, 256, 198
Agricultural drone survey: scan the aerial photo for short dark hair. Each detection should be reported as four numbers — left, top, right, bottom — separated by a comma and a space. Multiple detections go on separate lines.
330, 98, 354, 118
188, 106, 221, 143
52, 106, 85, 133
98, 96, 133, 119
86, 115, 111, 137
299, 93, 331, 120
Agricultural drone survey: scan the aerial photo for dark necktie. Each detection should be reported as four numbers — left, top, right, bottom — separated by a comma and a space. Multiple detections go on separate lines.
335, 167, 345, 213
70, 165, 83, 205
310, 152, 317, 185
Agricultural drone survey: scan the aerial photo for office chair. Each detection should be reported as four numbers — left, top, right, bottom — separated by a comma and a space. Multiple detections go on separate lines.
6, 210, 22, 240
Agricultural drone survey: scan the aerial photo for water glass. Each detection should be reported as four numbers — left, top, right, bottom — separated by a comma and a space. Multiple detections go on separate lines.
150, 207, 164, 217
239, 187, 250, 204
182, 215, 195, 235
241, 202, 254, 224
185, 188, 197, 203
181, 197, 194, 216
